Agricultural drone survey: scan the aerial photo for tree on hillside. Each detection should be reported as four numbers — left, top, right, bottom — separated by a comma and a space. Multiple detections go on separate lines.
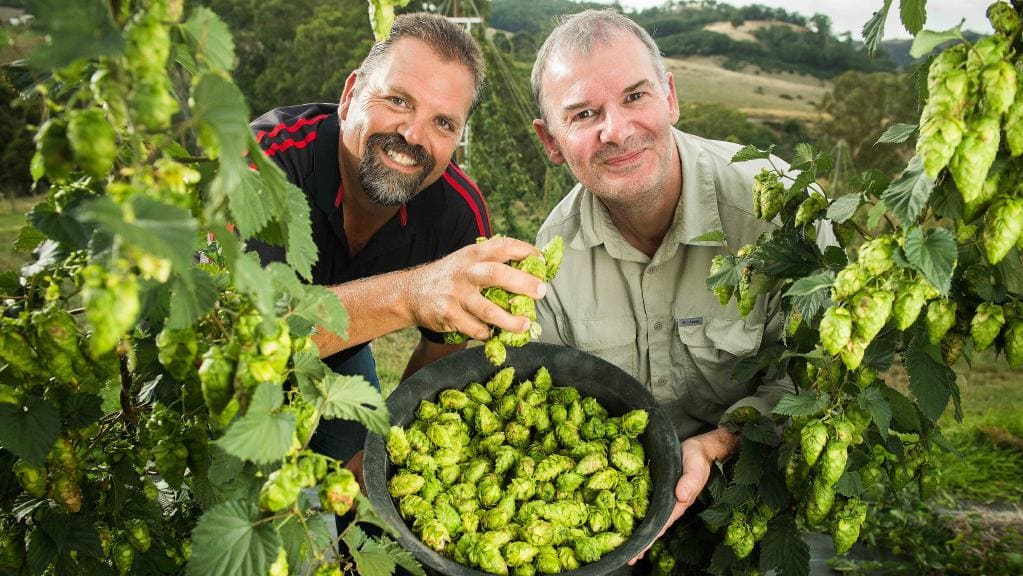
819, 70, 919, 176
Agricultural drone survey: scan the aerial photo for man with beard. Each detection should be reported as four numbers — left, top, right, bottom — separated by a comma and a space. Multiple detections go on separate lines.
249, 14, 544, 474
529, 10, 795, 564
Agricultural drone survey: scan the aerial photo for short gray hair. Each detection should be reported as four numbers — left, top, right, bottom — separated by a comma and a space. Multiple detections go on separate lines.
356, 13, 486, 114
530, 9, 667, 121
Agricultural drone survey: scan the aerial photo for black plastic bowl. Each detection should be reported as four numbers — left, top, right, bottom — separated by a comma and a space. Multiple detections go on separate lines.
364, 342, 681, 576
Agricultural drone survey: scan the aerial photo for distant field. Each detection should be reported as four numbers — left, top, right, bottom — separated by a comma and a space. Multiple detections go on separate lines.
702, 19, 805, 43
666, 55, 831, 122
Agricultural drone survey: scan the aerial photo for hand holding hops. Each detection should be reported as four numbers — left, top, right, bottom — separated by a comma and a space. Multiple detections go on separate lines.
446, 236, 564, 366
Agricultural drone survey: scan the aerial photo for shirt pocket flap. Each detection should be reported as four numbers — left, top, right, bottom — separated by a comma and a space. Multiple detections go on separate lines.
567, 317, 638, 352
677, 318, 763, 357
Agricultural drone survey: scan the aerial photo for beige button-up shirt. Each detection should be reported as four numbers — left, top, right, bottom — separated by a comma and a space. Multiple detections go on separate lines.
536, 128, 795, 439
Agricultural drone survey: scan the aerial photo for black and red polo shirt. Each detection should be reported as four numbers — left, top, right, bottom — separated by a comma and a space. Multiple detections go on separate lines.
248, 102, 491, 365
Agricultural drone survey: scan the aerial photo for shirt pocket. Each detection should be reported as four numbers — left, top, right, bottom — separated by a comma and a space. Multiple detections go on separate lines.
566, 317, 638, 377
676, 317, 764, 408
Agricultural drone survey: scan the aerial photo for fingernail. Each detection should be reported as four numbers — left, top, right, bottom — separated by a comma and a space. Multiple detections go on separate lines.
536, 282, 546, 298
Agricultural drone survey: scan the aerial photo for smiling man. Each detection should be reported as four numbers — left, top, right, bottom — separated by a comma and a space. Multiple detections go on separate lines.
530, 9, 795, 563
249, 14, 545, 473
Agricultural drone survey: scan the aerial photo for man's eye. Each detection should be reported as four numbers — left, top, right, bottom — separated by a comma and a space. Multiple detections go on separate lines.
388, 96, 407, 107
575, 109, 595, 121
626, 92, 644, 103
437, 118, 454, 131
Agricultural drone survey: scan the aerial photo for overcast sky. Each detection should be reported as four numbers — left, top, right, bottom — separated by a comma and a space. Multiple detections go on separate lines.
610, 0, 992, 40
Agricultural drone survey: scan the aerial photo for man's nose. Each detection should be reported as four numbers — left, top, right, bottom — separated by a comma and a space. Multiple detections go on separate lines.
398, 116, 427, 147
599, 106, 634, 145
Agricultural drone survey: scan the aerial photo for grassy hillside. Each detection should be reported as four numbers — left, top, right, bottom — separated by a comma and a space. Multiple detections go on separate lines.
667, 55, 830, 121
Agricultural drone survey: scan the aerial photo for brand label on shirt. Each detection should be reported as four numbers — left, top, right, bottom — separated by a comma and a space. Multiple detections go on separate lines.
676, 317, 704, 327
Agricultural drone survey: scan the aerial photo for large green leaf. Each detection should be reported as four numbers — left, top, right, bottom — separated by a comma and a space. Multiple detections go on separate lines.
730, 144, 773, 163
910, 21, 964, 58
37, 510, 103, 558
226, 169, 273, 240
380, 538, 427, 576
790, 143, 817, 170
876, 123, 918, 145
282, 182, 317, 281
880, 385, 922, 433
193, 73, 250, 162
244, 139, 317, 280
698, 503, 733, 531
784, 271, 834, 321
0, 396, 61, 465
181, 7, 236, 72
899, 0, 927, 35
301, 373, 388, 436
826, 194, 862, 224
167, 268, 218, 329
265, 263, 348, 340
882, 156, 933, 225
344, 527, 397, 576
27, 202, 91, 248
705, 254, 741, 290
194, 73, 251, 222
217, 383, 296, 464
188, 500, 281, 576
14, 225, 45, 253
78, 196, 198, 278
732, 439, 765, 485
772, 391, 830, 417
902, 226, 956, 295
753, 231, 821, 279
292, 350, 327, 394
293, 285, 349, 341
277, 513, 331, 572
232, 251, 278, 319
859, 386, 893, 439
759, 514, 810, 576
905, 341, 957, 422
861, 0, 894, 56
62, 393, 104, 430
25, 0, 123, 70
355, 493, 400, 537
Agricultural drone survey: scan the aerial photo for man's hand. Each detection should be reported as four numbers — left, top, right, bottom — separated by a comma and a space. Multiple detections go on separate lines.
312, 237, 547, 359
406, 237, 546, 340
628, 426, 740, 565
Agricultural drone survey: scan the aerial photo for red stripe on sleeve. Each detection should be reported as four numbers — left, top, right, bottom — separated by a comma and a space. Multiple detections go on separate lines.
255, 114, 328, 143
263, 131, 318, 157
443, 172, 488, 237
447, 163, 491, 230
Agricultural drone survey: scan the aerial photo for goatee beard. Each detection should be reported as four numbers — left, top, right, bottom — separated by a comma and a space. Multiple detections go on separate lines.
358, 133, 435, 206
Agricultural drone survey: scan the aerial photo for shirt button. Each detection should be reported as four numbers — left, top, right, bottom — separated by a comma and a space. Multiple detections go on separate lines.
657, 376, 668, 386
653, 321, 664, 331
647, 266, 658, 274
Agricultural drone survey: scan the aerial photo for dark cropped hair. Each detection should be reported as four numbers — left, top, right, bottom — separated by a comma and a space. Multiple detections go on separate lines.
355, 12, 486, 114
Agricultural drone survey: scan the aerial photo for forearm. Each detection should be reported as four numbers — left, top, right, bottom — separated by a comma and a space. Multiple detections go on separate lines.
312, 268, 417, 359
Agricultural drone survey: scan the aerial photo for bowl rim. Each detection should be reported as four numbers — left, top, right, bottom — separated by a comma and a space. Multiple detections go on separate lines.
364, 342, 681, 576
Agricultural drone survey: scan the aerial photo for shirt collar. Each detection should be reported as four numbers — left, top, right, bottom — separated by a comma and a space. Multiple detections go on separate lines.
571, 127, 726, 260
